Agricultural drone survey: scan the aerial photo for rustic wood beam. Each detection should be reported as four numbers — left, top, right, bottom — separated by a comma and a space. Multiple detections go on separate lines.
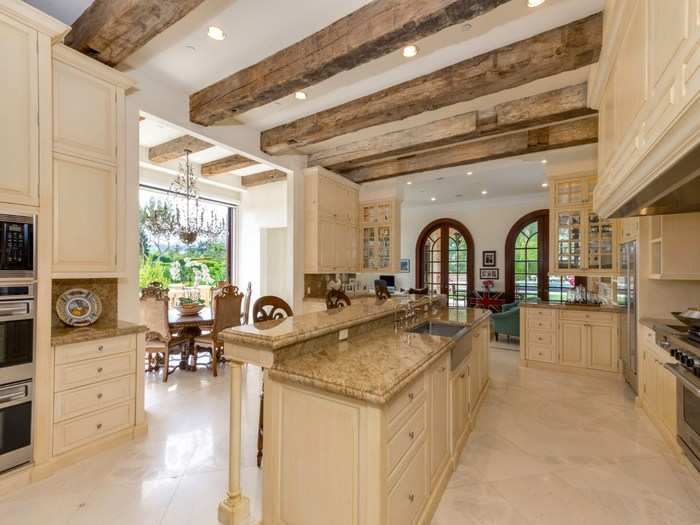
148, 135, 213, 164
261, 13, 602, 155
201, 155, 258, 176
345, 116, 598, 183
310, 83, 594, 171
189, 0, 511, 124
66, 0, 206, 67
241, 170, 287, 188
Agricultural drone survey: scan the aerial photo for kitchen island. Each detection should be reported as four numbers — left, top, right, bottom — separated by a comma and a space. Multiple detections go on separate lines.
218, 295, 491, 525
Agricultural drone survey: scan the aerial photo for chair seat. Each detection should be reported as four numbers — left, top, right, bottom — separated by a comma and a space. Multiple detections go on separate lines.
145, 340, 167, 351
193, 334, 215, 347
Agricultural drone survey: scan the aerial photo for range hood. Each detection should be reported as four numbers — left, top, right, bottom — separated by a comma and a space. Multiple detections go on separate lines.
612, 143, 700, 218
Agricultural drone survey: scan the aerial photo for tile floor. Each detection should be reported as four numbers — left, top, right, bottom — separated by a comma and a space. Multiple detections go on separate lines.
1, 348, 699, 524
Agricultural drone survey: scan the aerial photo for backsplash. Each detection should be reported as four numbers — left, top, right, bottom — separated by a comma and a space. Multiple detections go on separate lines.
304, 273, 357, 298
52, 279, 118, 328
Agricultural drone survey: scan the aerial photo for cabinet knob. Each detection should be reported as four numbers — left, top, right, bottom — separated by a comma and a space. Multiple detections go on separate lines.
440, 366, 446, 372
96, 423, 103, 430
98, 345, 104, 351
408, 392, 415, 401
97, 393, 103, 399
408, 493, 415, 503
97, 367, 103, 373
459, 373, 466, 379
409, 431, 415, 440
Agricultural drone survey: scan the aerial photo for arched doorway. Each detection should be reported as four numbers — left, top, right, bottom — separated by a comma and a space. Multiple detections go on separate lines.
504, 210, 549, 302
416, 218, 474, 306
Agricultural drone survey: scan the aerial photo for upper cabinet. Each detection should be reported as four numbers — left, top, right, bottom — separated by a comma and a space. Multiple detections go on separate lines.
591, 0, 700, 217
51, 45, 134, 278
549, 173, 618, 276
646, 213, 700, 280
304, 166, 361, 273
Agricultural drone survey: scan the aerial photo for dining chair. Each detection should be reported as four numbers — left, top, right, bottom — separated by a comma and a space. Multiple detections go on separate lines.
251, 295, 294, 468
325, 289, 352, 309
210, 280, 230, 317
139, 282, 188, 383
241, 282, 252, 325
192, 285, 243, 377
374, 279, 390, 300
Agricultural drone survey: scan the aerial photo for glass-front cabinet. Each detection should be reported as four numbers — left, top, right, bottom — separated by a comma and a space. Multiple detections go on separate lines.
555, 210, 583, 272
361, 200, 400, 272
553, 175, 596, 207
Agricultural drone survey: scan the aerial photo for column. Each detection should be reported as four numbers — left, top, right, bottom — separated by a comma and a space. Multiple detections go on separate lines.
218, 360, 251, 524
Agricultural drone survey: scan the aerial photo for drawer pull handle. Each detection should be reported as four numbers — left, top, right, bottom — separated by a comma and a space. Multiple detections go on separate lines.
408, 493, 415, 503
408, 392, 415, 401
97, 393, 103, 399
439, 366, 446, 372
98, 345, 104, 351
459, 373, 466, 379
409, 431, 415, 440
97, 367, 103, 373
96, 423, 103, 430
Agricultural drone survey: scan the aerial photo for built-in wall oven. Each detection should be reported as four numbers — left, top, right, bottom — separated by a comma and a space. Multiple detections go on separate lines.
0, 283, 35, 473
0, 213, 35, 279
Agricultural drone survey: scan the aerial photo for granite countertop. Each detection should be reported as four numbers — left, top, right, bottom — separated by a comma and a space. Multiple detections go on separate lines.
303, 292, 375, 302
520, 300, 625, 313
268, 307, 490, 404
222, 294, 445, 350
639, 317, 687, 333
51, 320, 147, 346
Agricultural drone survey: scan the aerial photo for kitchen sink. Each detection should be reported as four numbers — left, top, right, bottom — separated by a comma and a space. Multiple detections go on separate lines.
408, 321, 472, 370
407, 321, 464, 338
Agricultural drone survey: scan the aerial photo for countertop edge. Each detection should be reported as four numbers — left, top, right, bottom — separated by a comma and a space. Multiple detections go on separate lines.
520, 301, 624, 313
51, 322, 148, 346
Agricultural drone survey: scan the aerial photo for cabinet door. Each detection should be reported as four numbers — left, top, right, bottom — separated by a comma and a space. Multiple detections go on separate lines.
318, 219, 337, 271
588, 323, 617, 372
429, 358, 450, 487
554, 210, 583, 272
53, 154, 118, 274
451, 369, 467, 448
657, 359, 678, 436
585, 211, 615, 273
467, 352, 479, 416
0, 14, 38, 206
559, 321, 587, 368
554, 178, 591, 207
54, 61, 117, 165
362, 226, 377, 270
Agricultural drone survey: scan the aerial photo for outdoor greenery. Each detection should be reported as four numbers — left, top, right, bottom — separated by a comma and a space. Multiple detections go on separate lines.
138, 195, 228, 288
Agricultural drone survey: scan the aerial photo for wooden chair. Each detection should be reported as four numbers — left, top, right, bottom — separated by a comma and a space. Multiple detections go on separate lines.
252, 295, 294, 468
408, 287, 429, 295
374, 279, 390, 300
241, 282, 252, 325
325, 289, 352, 309
192, 285, 243, 377
210, 281, 230, 316
139, 282, 188, 383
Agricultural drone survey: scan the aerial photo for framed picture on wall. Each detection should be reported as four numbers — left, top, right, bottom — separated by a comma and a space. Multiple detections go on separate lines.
399, 258, 410, 273
479, 268, 499, 280
482, 250, 497, 267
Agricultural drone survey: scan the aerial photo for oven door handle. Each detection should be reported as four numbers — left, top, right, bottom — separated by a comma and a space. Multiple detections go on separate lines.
665, 363, 700, 396
0, 302, 31, 319
0, 384, 29, 405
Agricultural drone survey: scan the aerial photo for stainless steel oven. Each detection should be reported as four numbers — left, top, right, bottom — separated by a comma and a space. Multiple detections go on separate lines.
0, 379, 32, 473
0, 213, 35, 279
0, 284, 35, 384
669, 362, 700, 471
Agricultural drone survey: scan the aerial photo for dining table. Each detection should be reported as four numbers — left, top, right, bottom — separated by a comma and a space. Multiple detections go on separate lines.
168, 307, 214, 370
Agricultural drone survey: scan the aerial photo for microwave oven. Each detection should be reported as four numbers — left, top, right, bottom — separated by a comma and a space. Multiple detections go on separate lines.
0, 214, 35, 279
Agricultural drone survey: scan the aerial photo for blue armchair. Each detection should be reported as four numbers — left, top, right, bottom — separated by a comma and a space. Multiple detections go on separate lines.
491, 301, 520, 342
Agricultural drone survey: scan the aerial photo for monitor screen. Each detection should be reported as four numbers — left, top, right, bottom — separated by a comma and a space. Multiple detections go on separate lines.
379, 275, 396, 288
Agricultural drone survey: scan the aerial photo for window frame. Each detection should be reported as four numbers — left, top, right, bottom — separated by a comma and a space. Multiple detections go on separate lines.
505, 210, 549, 302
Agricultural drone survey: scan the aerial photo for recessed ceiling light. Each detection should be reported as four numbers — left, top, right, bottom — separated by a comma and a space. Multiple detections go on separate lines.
481, 190, 488, 195
402, 45, 419, 58
430, 196, 437, 201
406, 181, 413, 185
527, 0, 546, 7
295, 91, 308, 100
541, 159, 548, 164
466, 171, 474, 176
207, 26, 226, 41
541, 182, 549, 188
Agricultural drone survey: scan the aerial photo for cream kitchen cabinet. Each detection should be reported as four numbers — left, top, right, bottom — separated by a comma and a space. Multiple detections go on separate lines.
559, 320, 588, 368
304, 166, 360, 273
361, 199, 401, 273
591, 0, 700, 218
428, 354, 450, 489
646, 214, 700, 280
51, 45, 134, 278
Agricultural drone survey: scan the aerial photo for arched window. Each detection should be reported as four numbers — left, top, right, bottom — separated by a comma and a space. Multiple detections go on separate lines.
505, 210, 548, 302
416, 219, 474, 306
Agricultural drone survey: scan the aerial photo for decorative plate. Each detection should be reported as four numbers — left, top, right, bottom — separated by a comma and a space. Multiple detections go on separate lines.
56, 289, 103, 327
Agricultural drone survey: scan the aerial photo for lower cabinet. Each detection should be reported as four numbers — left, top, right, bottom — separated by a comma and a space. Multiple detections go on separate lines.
428, 355, 450, 488
559, 321, 588, 368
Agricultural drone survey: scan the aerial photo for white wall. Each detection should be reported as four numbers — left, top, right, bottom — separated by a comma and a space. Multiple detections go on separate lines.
261, 227, 289, 298
238, 181, 289, 305
356, 193, 548, 292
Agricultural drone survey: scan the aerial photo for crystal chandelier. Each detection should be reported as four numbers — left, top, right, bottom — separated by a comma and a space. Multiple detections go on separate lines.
169, 150, 226, 245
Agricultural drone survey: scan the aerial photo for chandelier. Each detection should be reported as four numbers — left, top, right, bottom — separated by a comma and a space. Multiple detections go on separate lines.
169, 150, 226, 245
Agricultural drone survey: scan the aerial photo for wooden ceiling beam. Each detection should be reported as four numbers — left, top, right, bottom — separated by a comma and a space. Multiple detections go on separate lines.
148, 135, 213, 163
344, 116, 599, 183
189, 0, 511, 124
66, 0, 206, 67
310, 83, 594, 171
261, 13, 602, 155
201, 155, 258, 176
241, 170, 287, 188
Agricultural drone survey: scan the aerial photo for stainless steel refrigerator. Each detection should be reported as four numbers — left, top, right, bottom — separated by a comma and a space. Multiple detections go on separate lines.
618, 241, 638, 394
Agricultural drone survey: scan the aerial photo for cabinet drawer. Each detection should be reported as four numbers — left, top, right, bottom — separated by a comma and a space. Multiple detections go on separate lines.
54, 375, 135, 422
386, 375, 425, 424
55, 352, 135, 393
53, 401, 134, 455
528, 317, 554, 331
527, 344, 555, 363
387, 402, 426, 474
528, 330, 555, 348
528, 308, 555, 320
388, 441, 428, 525
560, 310, 614, 323
55, 335, 137, 365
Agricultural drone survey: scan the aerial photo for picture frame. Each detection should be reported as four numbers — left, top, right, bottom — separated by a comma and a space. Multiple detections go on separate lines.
479, 268, 499, 280
482, 250, 497, 267
399, 258, 410, 273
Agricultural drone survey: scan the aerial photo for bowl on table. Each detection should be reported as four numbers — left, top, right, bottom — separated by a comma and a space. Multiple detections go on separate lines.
175, 303, 205, 316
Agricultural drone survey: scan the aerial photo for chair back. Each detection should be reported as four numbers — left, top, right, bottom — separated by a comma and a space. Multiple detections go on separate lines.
253, 296, 293, 322
211, 285, 244, 343
241, 282, 252, 325
210, 281, 231, 316
140, 282, 170, 343
374, 279, 390, 300
408, 287, 428, 295
326, 289, 351, 310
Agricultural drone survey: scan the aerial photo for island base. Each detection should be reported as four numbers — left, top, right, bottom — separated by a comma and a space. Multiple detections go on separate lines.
218, 494, 251, 525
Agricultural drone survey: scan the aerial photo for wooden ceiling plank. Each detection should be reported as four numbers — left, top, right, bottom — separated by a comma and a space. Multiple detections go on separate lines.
201, 155, 259, 176
66, 0, 207, 67
148, 135, 214, 164
345, 116, 599, 183
241, 170, 287, 188
260, 13, 602, 155
189, 0, 511, 124
310, 83, 594, 171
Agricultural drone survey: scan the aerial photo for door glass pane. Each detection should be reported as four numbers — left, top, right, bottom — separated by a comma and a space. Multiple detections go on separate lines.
587, 212, 614, 271
448, 228, 468, 307
423, 229, 441, 293
557, 211, 582, 270
514, 222, 538, 300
